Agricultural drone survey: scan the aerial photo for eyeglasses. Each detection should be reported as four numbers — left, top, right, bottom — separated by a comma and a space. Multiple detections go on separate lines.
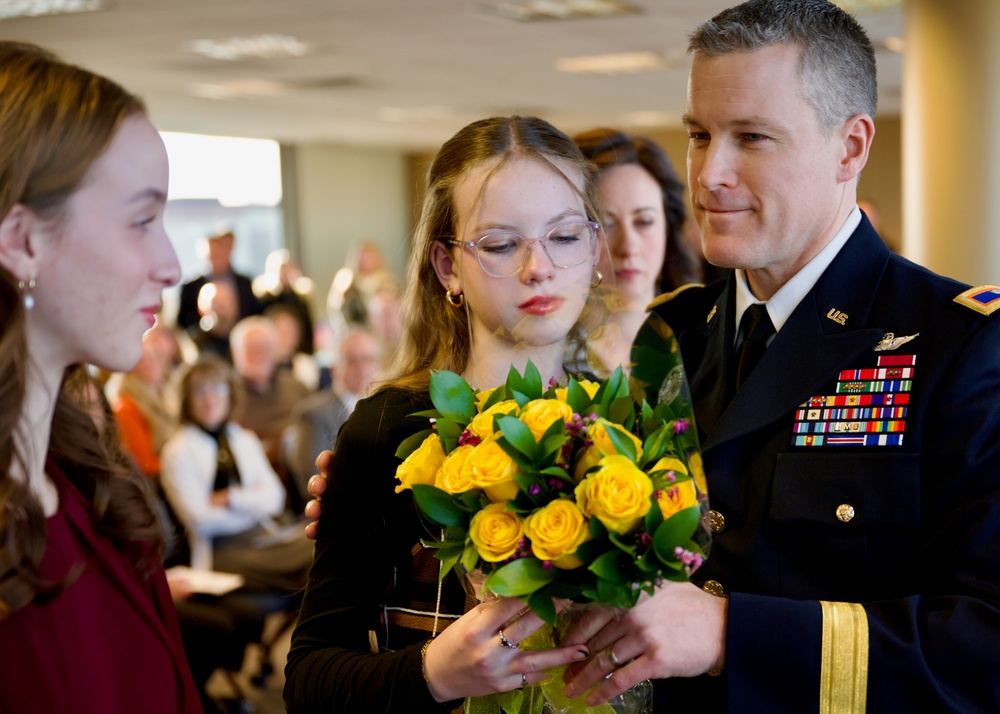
448, 220, 599, 279
191, 382, 230, 398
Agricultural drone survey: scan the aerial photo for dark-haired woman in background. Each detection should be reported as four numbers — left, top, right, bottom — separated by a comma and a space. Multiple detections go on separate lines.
574, 129, 704, 369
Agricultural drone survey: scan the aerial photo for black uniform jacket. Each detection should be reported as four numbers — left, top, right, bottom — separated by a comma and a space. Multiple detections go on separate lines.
644, 218, 1000, 712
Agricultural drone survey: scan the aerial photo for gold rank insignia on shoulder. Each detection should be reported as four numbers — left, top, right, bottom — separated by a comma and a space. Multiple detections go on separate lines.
706, 304, 718, 324
646, 282, 704, 310
873, 332, 919, 351
954, 285, 1000, 315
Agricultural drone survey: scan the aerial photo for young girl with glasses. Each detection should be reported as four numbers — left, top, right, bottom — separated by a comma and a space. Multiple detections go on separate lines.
284, 116, 606, 713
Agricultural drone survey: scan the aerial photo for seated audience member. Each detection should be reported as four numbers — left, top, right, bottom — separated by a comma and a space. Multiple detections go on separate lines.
177, 228, 262, 331
254, 248, 315, 355
288, 329, 383, 496
160, 355, 312, 591
265, 302, 320, 391
230, 315, 310, 465
112, 325, 181, 477
187, 281, 240, 361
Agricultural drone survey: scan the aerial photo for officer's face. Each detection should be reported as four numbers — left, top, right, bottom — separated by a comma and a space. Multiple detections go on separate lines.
685, 43, 854, 299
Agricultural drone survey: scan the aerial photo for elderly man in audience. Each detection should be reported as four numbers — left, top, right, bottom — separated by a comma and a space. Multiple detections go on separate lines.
230, 315, 310, 473
176, 228, 262, 331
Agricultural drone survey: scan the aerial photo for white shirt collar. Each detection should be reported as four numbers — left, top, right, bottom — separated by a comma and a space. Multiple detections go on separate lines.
733, 206, 862, 343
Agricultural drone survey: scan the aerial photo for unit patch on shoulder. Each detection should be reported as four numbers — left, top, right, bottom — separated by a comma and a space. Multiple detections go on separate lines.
954, 285, 1000, 316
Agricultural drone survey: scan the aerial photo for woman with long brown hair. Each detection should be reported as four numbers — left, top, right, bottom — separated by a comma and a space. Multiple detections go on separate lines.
0, 43, 200, 712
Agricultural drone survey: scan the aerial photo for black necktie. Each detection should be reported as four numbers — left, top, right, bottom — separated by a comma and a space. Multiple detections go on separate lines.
734, 303, 775, 390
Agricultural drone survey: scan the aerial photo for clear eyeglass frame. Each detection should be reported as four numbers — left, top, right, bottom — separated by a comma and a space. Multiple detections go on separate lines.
448, 220, 600, 279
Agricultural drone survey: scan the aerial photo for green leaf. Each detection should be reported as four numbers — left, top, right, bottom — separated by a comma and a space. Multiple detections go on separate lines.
429, 370, 476, 422
641, 400, 653, 423
496, 439, 537, 472
408, 409, 443, 419
528, 589, 557, 626
589, 550, 627, 583
608, 396, 635, 430
644, 500, 664, 535
485, 558, 557, 597
481, 384, 510, 411
506, 364, 529, 398
511, 390, 531, 409
608, 531, 637, 556
604, 423, 638, 463
394, 428, 433, 460
436, 549, 461, 581
652, 506, 702, 563
522, 360, 543, 399
566, 378, 594, 415
412, 484, 466, 527
588, 515, 608, 540
495, 415, 537, 458
460, 542, 480, 573
641, 424, 672, 468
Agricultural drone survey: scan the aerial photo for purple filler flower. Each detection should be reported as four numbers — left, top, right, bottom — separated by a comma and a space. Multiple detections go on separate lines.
673, 418, 690, 434
529, 484, 541, 496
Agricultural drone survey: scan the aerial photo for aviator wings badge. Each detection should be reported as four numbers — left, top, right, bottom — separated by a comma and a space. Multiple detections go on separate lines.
873, 332, 919, 351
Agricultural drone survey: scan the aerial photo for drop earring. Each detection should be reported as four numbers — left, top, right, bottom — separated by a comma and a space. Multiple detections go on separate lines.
592, 269, 603, 287
18, 277, 36, 310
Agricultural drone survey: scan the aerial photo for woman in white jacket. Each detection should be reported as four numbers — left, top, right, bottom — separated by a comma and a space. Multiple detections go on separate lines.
161, 354, 312, 591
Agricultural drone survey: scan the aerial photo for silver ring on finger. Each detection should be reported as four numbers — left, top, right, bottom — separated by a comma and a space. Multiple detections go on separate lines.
521, 673, 527, 688
608, 646, 624, 668
498, 629, 519, 650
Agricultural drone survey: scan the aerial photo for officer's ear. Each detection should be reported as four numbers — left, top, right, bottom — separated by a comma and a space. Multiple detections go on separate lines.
836, 113, 874, 184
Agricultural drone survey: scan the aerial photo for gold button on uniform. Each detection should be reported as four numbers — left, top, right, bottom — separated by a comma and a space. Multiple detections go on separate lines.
707, 510, 725, 533
702, 580, 726, 597
836, 503, 856, 522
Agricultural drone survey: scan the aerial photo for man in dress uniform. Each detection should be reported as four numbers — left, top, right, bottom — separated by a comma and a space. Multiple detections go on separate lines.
561, 1, 1000, 711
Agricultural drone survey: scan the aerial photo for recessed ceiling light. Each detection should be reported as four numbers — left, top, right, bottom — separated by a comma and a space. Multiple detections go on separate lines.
557, 51, 668, 76
189, 79, 286, 100
484, 0, 639, 22
0, 0, 104, 19
188, 34, 308, 62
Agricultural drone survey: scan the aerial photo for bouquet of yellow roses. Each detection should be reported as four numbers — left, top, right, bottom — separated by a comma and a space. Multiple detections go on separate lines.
393, 359, 710, 627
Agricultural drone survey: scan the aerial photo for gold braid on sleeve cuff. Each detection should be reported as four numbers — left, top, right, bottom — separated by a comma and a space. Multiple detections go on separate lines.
819, 601, 869, 714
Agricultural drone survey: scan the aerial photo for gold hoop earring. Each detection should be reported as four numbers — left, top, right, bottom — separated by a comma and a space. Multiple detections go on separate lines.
592, 269, 603, 287
18, 277, 36, 310
445, 288, 464, 308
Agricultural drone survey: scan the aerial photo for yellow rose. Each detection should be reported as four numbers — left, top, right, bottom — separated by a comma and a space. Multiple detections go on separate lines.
590, 418, 643, 460
436, 445, 476, 494
573, 446, 601, 482
650, 456, 688, 478
553, 380, 600, 403
469, 400, 519, 439
394, 433, 445, 493
573, 418, 644, 481
475, 387, 498, 412
461, 434, 520, 502
688, 452, 708, 497
523, 499, 590, 569
575, 454, 653, 535
469, 502, 523, 562
656, 480, 698, 520
519, 399, 574, 441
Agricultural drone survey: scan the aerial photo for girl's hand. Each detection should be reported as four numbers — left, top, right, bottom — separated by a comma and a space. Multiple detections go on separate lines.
423, 597, 590, 702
